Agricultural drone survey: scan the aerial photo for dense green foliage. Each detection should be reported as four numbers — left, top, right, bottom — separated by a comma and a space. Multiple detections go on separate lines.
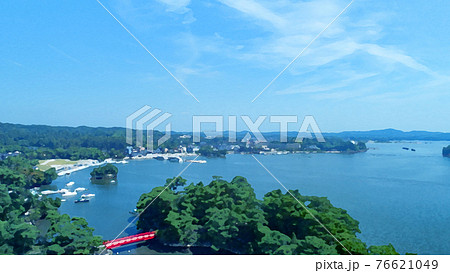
300, 138, 367, 152
0, 155, 102, 254
0, 156, 57, 189
443, 145, 450, 157
264, 137, 367, 153
196, 146, 227, 157
136, 176, 398, 255
90, 163, 118, 178
0, 122, 127, 161
0, 122, 368, 162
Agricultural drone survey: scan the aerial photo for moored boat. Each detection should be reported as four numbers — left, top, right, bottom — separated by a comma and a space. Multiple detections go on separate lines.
41, 190, 59, 195
186, 159, 207, 164
81, 193, 95, 198
129, 208, 138, 215
168, 156, 183, 163
62, 191, 77, 197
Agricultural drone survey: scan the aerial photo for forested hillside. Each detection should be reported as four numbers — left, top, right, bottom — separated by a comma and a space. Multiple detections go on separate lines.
0, 156, 102, 254
0, 122, 127, 160
136, 176, 399, 255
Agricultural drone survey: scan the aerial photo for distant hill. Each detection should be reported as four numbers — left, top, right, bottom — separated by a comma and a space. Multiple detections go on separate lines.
246, 129, 450, 141
264, 128, 450, 142
1, 122, 450, 144
323, 129, 450, 141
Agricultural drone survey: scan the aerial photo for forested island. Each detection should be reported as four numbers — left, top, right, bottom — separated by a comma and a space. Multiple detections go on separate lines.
443, 145, 450, 157
90, 163, 118, 183
136, 176, 398, 255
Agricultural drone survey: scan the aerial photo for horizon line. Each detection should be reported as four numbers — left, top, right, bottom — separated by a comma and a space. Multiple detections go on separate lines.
1, 121, 450, 135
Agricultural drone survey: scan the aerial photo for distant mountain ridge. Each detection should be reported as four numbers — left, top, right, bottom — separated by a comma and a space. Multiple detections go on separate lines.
322, 129, 450, 141
229, 129, 450, 141
1, 122, 450, 141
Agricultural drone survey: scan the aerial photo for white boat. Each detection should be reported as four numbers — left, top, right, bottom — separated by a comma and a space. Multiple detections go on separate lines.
62, 191, 77, 197
74, 187, 87, 192
61, 199, 66, 202
41, 190, 59, 195
168, 156, 183, 163
186, 159, 207, 164
81, 193, 95, 198
66, 182, 75, 187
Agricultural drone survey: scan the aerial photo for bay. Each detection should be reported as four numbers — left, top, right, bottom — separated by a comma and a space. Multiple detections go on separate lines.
53, 141, 450, 255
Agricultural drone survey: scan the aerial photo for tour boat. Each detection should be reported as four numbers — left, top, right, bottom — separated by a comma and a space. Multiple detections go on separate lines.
74, 198, 89, 203
81, 193, 95, 198
41, 190, 59, 195
129, 208, 138, 215
186, 159, 207, 164
62, 191, 77, 197
168, 156, 183, 163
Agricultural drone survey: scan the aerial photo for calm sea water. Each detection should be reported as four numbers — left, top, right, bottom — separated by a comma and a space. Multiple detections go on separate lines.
53, 141, 450, 255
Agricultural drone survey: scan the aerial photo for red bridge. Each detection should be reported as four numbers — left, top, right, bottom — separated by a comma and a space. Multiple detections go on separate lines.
103, 231, 156, 249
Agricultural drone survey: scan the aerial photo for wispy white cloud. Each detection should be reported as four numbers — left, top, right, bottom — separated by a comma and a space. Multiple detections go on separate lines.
217, 1, 433, 72
114, 0, 195, 26
217, 0, 287, 29
156, 0, 196, 24
157, 0, 190, 13
275, 71, 378, 95
288, 39, 435, 75
215, 0, 444, 103
112, 0, 444, 102
360, 43, 433, 75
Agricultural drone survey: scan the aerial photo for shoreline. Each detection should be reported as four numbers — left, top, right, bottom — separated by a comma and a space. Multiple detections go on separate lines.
39, 153, 198, 176
41, 150, 366, 177
127, 152, 197, 160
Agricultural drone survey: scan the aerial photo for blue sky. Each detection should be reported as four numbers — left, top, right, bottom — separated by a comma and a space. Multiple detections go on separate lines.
1, 0, 449, 132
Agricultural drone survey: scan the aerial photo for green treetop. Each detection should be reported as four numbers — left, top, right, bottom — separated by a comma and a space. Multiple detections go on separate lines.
136, 176, 400, 255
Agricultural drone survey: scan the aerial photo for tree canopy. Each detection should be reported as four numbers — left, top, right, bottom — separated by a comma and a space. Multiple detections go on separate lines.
0, 122, 127, 161
443, 145, 450, 157
136, 176, 398, 255
196, 146, 227, 158
90, 163, 118, 178
0, 155, 102, 254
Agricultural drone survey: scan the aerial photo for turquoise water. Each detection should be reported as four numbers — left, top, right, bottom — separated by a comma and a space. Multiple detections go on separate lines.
53, 141, 450, 254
